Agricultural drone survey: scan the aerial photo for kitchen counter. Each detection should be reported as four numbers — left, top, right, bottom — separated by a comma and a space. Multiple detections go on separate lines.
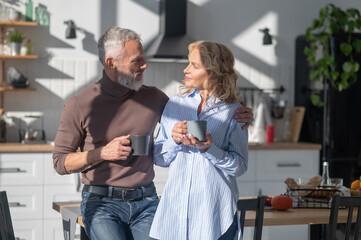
0, 142, 321, 152
0, 142, 54, 152
248, 142, 322, 150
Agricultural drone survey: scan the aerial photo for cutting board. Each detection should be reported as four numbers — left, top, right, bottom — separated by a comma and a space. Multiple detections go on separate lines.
289, 106, 305, 143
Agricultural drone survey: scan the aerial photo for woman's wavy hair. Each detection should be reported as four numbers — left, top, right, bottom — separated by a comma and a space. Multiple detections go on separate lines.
180, 40, 239, 104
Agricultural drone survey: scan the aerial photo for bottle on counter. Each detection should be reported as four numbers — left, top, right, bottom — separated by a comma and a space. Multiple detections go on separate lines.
321, 161, 331, 186
266, 125, 274, 143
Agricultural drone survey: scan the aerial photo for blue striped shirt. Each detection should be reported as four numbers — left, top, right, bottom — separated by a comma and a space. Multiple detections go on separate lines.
150, 89, 248, 240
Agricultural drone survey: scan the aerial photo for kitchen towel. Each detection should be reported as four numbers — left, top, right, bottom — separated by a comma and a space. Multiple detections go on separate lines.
61, 206, 81, 240
249, 92, 272, 143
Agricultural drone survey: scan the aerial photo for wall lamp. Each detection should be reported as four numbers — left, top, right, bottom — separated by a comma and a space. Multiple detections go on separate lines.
64, 20, 77, 39
259, 28, 272, 45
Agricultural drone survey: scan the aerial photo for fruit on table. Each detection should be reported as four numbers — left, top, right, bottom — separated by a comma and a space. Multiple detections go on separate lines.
271, 195, 292, 210
351, 177, 361, 190
265, 196, 272, 206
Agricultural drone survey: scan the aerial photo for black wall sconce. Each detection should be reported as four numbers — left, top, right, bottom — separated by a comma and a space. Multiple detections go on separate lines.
64, 20, 77, 39
259, 28, 272, 45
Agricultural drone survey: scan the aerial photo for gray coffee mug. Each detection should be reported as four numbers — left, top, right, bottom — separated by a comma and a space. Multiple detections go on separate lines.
130, 135, 150, 156
187, 120, 207, 141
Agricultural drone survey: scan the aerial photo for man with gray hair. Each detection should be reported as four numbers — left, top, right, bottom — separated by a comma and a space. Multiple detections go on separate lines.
53, 26, 253, 240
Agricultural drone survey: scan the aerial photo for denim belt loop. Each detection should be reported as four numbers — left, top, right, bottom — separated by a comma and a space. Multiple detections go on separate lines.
141, 186, 146, 199
108, 186, 113, 198
121, 190, 126, 201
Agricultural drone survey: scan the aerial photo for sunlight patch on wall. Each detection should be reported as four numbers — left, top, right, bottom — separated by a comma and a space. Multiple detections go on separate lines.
234, 59, 275, 89
188, 0, 210, 7
232, 11, 278, 66
119, 0, 159, 45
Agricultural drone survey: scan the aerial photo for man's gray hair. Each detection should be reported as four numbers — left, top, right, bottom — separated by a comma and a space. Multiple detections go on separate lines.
98, 26, 142, 67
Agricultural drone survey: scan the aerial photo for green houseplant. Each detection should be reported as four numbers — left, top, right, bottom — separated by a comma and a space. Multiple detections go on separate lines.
8, 30, 26, 56
8, 30, 26, 43
304, 3, 361, 106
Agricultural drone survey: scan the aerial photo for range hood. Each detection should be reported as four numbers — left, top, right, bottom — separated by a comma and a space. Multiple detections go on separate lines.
145, 0, 193, 61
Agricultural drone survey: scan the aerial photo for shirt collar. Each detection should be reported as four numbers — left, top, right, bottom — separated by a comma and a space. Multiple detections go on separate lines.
186, 88, 221, 105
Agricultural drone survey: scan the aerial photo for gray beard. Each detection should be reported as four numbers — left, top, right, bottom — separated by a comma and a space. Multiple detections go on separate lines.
117, 75, 143, 91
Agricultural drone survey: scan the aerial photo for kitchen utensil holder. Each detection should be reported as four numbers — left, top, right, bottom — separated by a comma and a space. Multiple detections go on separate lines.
19, 115, 45, 144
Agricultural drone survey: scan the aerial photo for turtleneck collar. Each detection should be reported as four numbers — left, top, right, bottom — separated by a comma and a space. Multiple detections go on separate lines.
99, 70, 135, 98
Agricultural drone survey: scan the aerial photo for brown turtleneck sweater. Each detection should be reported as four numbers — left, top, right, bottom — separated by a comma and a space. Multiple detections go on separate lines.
52, 71, 169, 188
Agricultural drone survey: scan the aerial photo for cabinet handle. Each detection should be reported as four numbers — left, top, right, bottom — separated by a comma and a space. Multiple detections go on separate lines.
0, 167, 27, 173
9, 202, 27, 207
76, 173, 82, 192
277, 163, 301, 167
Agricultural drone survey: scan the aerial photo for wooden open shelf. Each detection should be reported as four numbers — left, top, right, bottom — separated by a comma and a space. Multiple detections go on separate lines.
0, 21, 38, 26
0, 86, 36, 92
0, 55, 38, 59
0, 22, 39, 110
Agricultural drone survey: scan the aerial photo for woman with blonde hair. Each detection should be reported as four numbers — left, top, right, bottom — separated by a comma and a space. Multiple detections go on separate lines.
150, 41, 248, 240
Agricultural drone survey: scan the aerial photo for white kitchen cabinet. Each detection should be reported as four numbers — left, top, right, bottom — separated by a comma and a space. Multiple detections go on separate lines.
0, 153, 43, 185
0, 151, 81, 240
237, 146, 320, 240
256, 150, 319, 181
237, 151, 257, 197
2, 185, 43, 220
44, 219, 81, 240
0, 143, 321, 240
12, 219, 43, 240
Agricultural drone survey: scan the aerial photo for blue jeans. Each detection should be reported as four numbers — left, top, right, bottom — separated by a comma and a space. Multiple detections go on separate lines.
81, 189, 159, 240
218, 213, 238, 240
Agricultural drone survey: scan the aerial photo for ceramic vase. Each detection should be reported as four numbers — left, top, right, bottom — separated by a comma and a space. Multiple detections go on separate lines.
11, 42, 21, 56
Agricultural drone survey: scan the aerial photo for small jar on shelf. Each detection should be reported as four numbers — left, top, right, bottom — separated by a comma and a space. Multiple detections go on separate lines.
0, 2, 8, 21
2, 28, 15, 55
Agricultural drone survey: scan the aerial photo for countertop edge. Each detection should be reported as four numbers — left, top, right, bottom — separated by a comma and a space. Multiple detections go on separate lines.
248, 142, 322, 150
0, 142, 322, 152
0, 143, 54, 152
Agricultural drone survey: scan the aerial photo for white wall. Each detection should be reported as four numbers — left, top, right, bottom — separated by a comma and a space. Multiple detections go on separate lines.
2, 0, 361, 142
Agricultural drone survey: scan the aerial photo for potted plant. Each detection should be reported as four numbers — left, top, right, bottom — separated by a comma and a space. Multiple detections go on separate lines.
8, 30, 26, 56
304, 3, 361, 106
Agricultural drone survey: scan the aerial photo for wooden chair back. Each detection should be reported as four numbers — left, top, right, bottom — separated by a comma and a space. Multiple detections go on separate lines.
328, 195, 361, 240
237, 196, 265, 240
0, 191, 15, 240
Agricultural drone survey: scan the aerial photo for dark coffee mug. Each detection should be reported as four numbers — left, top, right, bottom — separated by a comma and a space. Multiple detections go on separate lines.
130, 135, 150, 156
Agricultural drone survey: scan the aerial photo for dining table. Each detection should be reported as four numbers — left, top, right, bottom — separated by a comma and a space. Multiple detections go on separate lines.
53, 200, 357, 240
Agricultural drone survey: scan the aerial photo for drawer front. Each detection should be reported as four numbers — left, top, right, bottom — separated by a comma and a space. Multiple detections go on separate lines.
0, 185, 43, 220
44, 185, 82, 219
256, 150, 319, 181
13, 219, 43, 240
0, 153, 44, 186
262, 225, 309, 240
44, 219, 81, 240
